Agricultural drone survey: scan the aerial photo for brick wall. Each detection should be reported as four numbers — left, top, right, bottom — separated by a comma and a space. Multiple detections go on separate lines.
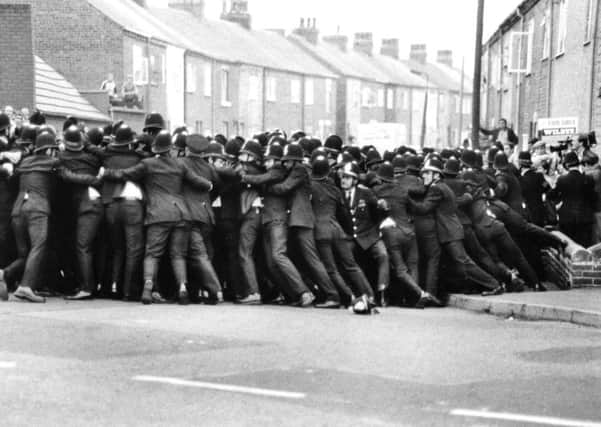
184, 54, 214, 134
303, 77, 336, 140
238, 64, 263, 138
0, 4, 34, 109
263, 70, 303, 132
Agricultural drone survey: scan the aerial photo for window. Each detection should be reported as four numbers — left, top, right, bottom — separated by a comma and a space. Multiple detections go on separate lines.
220, 68, 231, 106
185, 63, 196, 93
325, 79, 333, 113
203, 63, 212, 97
526, 19, 534, 74
195, 120, 203, 133
386, 88, 394, 110
541, 12, 550, 59
361, 86, 376, 107
290, 79, 301, 103
149, 54, 165, 85
266, 77, 277, 102
463, 98, 471, 115
556, 0, 568, 55
585, 0, 595, 43
222, 121, 229, 138
377, 88, 385, 107
132, 45, 148, 85
248, 75, 260, 101
304, 78, 314, 105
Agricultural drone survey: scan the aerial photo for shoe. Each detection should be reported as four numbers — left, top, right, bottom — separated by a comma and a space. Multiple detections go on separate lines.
508, 275, 525, 293
178, 289, 189, 305
416, 293, 442, 309
378, 290, 388, 308
0, 271, 8, 301
314, 300, 341, 309
296, 292, 315, 307
534, 283, 547, 292
236, 293, 261, 305
482, 285, 505, 297
151, 291, 167, 303
141, 281, 153, 305
65, 290, 93, 301
264, 294, 285, 305
13, 286, 46, 303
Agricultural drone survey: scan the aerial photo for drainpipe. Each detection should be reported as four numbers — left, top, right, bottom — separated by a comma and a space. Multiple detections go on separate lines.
588, 0, 600, 130
516, 6, 524, 144
301, 75, 306, 131
498, 33, 504, 122
183, 50, 188, 127
408, 87, 413, 147
261, 68, 267, 131
145, 36, 152, 112
546, 0, 555, 117
211, 59, 216, 134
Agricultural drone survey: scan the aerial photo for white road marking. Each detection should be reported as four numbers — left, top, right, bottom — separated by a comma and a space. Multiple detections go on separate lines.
450, 409, 601, 427
132, 375, 306, 400
0, 361, 16, 368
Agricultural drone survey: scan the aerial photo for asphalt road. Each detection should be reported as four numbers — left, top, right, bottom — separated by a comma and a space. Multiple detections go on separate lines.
1, 299, 601, 426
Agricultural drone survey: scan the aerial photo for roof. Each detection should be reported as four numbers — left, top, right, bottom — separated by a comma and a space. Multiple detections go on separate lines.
401, 59, 467, 93
370, 55, 428, 88
35, 56, 110, 123
87, 0, 188, 47
434, 62, 474, 95
147, 8, 336, 78
289, 35, 391, 84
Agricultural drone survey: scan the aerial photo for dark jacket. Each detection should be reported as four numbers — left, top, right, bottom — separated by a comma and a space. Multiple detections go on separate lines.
105, 155, 212, 226
586, 165, 601, 213
180, 154, 220, 226
311, 176, 352, 241
99, 145, 146, 204
495, 169, 525, 216
239, 163, 264, 216
519, 168, 549, 225
242, 166, 289, 225
59, 150, 102, 214
372, 181, 414, 235
345, 185, 381, 250
480, 126, 519, 145
11, 154, 59, 217
409, 181, 464, 244
215, 166, 242, 222
549, 170, 596, 226
267, 163, 314, 229
444, 176, 473, 226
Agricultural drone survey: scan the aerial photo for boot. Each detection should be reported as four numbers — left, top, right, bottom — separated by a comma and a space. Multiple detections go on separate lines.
178, 283, 190, 305
141, 280, 153, 305
0, 270, 8, 301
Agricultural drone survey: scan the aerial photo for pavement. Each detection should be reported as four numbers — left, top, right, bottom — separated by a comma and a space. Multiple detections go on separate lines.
1, 299, 601, 426
449, 288, 601, 328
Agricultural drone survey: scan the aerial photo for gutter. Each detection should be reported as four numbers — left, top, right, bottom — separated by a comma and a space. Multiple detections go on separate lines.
546, 0, 555, 117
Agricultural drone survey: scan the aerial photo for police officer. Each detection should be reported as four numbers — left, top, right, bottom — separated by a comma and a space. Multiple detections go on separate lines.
340, 162, 389, 306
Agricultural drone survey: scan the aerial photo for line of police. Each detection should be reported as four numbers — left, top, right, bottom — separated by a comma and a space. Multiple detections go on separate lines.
0, 111, 570, 312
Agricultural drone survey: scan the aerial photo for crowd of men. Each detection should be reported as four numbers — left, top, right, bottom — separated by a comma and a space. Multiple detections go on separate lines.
0, 109, 598, 314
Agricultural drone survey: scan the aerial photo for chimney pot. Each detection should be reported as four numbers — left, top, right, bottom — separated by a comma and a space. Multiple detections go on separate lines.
410, 44, 427, 64
380, 38, 399, 60
353, 32, 374, 56
437, 50, 453, 67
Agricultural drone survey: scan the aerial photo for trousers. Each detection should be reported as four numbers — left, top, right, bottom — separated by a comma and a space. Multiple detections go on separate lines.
443, 240, 498, 292
380, 226, 422, 298
238, 209, 262, 297
188, 222, 222, 298
9, 211, 49, 290
144, 222, 189, 287
75, 205, 103, 293
105, 200, 144, 297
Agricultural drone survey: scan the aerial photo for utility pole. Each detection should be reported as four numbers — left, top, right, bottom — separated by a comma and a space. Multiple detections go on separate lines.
472, 0, 485, 150
458, 56, 465, 147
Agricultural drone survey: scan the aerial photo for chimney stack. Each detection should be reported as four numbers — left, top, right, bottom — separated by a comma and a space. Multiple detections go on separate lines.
437, 50, 453, 67
221, 0, 251, 30
168, 0, 205, 19
380, 38, 399, 59
353, 32, 373, 56
292, 16, 319, 44
410, 44, 427, 64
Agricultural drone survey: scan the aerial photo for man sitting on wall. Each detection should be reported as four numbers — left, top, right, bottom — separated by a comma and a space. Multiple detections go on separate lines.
121, 76, 143, 110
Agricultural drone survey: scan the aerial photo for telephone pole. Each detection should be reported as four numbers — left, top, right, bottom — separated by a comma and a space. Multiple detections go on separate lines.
472, 0, 485, 150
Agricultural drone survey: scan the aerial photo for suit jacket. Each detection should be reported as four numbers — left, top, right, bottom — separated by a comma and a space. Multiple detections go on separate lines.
549, 170, 596, 226
372, 181, 414, 234
215, 166, 242, 222
480, 126, 518, 145
519, 168, 549, 225
239, 163, 264, 216
180, 155, 220, 226
444, 176, 473, 226
242, 166, 288, 225
105, 155, 212, 226
345, 186, 381, 250
495, 169, 525, 216
311, 176, 351, 241
409, 182, 464, 244
267, 163, 314, 229
586, 165, 601, 213
11, 154, 59, 217
59, 150, 102, 214
99, 145, 146, 204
